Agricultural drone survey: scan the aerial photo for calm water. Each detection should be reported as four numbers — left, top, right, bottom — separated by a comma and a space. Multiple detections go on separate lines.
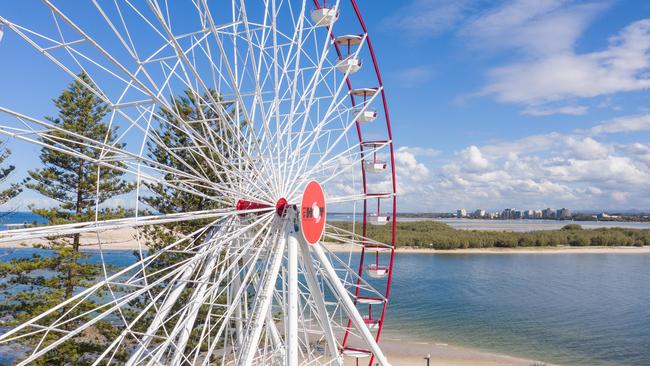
0, 212, 47, 230
383, 253, 650, 366
429, 218, 650, 232
0, 249, 648, 366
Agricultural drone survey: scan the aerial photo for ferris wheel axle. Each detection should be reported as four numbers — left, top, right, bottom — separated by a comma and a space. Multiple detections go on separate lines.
236, 197, 290, 217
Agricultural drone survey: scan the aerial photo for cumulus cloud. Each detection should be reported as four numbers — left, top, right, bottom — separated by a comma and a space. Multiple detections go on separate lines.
397, 146, 441, 157
565, 137, 609, 160
429, 114, 650, 210
456, 145, 489, 171
332, 113, 650, 212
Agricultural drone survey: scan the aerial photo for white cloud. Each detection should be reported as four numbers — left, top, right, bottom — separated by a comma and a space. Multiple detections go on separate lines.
463, 0, 605, 56
588, 114, 650, 134
456, 145, 489, 171
481, 18, 650, 111
460, 0, 650, 115
384, 0, 476, 36
523, 104, 588, 116
420, 113, 650, 211
565, 137, 609, 160
397, 146, 441, 157
611, 191, 629, 204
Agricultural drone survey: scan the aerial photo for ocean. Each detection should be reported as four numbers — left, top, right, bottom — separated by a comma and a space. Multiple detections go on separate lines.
0, 212, 48, 230
382, 252, 650, 366
0, 250, 648, 365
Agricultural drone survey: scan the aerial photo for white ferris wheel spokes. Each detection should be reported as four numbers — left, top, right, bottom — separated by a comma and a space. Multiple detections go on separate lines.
0, 0, 397, 365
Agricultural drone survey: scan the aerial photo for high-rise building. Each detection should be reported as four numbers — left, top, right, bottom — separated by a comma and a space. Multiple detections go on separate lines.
474, 209, 485, 218
542, 208, 555, 219
556, 208, 572, 219
457, 209, 467, 218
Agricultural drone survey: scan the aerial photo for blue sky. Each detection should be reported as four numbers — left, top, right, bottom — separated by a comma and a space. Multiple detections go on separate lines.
1, 1, 650, 213
364, 0, 650, 212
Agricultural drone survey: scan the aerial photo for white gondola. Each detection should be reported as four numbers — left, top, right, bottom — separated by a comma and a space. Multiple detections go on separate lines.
368, 214, 390, 226
366, 264, 388, 279
342, 347, 372, 358
335, 56, 362, 74
363, 316, 380, 330
364, 160, 387, 174
310, 7, 338, 26
351, 87, 378, 98
354, 108, 377, 123
363, 244, 392, 253
334, 34, 363, 46
356, 296, 385, 305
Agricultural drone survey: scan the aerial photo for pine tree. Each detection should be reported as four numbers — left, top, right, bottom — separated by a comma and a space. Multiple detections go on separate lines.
0, 143, 21, 205
0, 73, 134, 365
140, 89, 237, 262
134, 89, 238, 353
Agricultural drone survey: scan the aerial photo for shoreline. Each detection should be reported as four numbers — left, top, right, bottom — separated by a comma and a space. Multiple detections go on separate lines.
324, 243, 650, 254
0, 228, 648, 254
354, 335, 551, 366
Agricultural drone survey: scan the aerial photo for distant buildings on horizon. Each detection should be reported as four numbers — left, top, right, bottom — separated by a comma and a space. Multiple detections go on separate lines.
456, 207, 573, 220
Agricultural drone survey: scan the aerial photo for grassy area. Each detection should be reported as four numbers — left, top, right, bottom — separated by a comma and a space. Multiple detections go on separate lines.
331, 221, 650, 249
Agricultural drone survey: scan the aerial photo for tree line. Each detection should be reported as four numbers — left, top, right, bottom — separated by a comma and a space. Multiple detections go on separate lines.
332, 221, 650, 249
0, 73, 230, 364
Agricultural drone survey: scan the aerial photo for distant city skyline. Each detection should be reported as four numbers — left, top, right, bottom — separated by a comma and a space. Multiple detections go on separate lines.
456, 207, 572, 220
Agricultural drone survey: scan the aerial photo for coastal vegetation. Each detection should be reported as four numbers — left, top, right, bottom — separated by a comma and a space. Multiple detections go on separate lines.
140, 89, 237, 268
0, 79, 240, 363
0, 143, 21, 206
0, 73, 134, 364
332, 221, 650, 249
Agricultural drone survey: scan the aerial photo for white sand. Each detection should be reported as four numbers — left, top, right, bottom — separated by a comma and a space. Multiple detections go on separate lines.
0, 228, 148, 250
344, 337, 549, 366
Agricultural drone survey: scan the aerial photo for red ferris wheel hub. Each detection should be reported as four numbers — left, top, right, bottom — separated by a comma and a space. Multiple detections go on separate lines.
236, 197, 289, 217
300, 180, 327, 245
275, 197, 289, 217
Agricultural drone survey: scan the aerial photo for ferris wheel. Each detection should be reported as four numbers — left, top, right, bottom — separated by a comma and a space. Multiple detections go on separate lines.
0, 1, 397, 365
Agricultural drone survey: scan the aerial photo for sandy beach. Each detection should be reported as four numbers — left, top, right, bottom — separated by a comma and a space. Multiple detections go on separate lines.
0, 228, 149, 250
2, 227, 650, 256
354, 337, 548, 366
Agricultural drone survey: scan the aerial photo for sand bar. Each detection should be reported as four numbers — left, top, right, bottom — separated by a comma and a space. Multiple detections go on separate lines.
1, 228, 649, 255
